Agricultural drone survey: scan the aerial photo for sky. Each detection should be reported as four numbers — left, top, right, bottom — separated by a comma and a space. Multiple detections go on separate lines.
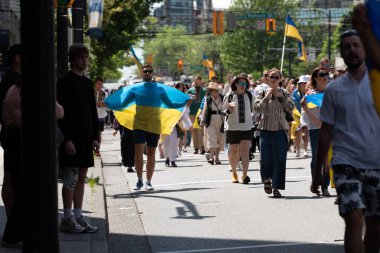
212, 0, 233, 9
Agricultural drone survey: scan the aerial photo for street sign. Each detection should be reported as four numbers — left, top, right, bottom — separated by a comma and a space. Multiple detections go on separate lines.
236, 13, 274, 20
256, 19, 266, 30
307, 47, 316, 62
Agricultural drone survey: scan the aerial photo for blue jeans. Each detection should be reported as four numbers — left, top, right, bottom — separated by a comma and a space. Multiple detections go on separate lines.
309, 129, 330, 188
260, 130, 288, 190
186, 131, 192, 146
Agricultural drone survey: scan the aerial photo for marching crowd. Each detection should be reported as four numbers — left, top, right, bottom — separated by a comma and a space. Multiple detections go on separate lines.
0, 4, 380, 253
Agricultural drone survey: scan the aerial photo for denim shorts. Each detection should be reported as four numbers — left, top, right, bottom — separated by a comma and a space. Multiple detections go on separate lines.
133, 129, 160, 147
333, 165, 380, 220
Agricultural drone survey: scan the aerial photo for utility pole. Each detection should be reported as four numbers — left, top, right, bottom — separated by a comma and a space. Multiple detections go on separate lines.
21, 0, 59, 251
328, 10, 331, 63
72, 0, 85, 43
57, 6, 68, 79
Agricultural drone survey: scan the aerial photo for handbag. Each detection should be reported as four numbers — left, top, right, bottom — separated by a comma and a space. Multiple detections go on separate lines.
220, 122, 224, 133
285, 111, 294, 122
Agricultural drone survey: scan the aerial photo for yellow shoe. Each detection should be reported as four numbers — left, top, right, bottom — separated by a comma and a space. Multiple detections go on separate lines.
232, 173, 239, 183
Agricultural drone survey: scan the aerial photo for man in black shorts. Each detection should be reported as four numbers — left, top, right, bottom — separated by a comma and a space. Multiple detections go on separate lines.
133, 65, 160, 191
57, 44, 100, 233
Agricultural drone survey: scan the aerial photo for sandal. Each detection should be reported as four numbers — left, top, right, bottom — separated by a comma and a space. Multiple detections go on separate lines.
263, 179, 272, 194
208, 159, 214, 165
273, 190, 282, 198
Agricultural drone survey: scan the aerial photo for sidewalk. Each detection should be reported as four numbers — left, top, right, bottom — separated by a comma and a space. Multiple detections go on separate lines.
0, 144, 109, 252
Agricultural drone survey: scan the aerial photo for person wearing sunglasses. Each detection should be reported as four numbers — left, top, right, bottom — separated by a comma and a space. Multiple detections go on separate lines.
300, 67, 330, 197
254, 68, 295, 198
223, 74, 254, 184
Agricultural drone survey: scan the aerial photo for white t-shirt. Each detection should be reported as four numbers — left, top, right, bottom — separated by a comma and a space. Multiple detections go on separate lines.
95, 90, 108, 119
320, 71, 380, 169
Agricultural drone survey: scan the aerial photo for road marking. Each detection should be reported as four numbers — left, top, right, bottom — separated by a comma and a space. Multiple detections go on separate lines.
157, 241, 342, 253
154, 176, 311, 187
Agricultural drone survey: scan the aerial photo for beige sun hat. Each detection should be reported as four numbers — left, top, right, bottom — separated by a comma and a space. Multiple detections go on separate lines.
207, 82, 219, 91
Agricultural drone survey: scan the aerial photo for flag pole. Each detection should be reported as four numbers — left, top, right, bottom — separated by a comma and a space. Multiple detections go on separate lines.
280, 17, 289, 73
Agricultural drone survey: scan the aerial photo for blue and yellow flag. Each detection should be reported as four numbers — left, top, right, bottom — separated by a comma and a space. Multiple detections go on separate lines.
305, 93, 324, 108
285, 15, 307, 62
129, 45, 143, 75
202, 52, 216, 80
367, 0, 380, 115
105, 82, 190, 135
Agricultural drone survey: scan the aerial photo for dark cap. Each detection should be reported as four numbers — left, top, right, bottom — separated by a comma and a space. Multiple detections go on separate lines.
340, 29, 359, 41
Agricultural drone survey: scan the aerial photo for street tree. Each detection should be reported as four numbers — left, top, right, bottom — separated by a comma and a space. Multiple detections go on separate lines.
89, 0, 160, 81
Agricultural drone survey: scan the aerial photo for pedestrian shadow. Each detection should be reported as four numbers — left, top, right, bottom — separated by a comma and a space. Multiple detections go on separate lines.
287, 167, 305, 170
112, 187, 213, 200
282, 195, 322, 200
286, 157, 310, 161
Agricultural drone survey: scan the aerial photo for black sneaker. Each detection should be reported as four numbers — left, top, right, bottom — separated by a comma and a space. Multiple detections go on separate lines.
134, 180, 144, 190
127, 167, 135, 173
171, 161, 177, 167
165, 158, 170, 167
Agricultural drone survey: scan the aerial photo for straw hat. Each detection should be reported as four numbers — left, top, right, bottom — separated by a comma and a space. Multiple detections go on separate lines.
207, 82, 219, 91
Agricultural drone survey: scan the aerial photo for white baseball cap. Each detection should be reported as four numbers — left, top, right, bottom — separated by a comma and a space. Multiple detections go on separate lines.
297, 75, 309, 84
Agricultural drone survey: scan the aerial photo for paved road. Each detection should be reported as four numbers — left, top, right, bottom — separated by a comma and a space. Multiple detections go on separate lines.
101, 129, 345, 253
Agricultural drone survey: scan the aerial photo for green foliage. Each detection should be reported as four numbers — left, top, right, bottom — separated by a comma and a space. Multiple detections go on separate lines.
144, 25, 222, 80
220, 0, 300, 78
87, 175, 100, 189
89, 0, 160, 81
319, 9, 354, 65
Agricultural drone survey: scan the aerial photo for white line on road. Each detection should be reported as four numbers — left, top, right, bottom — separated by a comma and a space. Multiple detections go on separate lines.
157, 241, 342, 253
154, 176, 311, 188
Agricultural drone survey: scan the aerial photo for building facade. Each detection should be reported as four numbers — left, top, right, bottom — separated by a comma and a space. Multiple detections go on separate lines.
0, 0, 21, 71
157, 0, 213, 33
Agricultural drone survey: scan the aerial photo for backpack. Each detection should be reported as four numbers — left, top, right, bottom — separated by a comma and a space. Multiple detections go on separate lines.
204, 94, 224, 127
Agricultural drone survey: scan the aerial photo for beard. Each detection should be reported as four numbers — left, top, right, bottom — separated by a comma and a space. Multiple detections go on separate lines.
345, 56, 364, 69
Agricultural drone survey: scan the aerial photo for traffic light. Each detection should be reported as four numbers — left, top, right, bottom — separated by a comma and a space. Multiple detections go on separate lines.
178, 59, 183, 72
146, 54, 153, 65
266, 18, 276, 33
212, 11, 225, 35
55, 0, 75, 8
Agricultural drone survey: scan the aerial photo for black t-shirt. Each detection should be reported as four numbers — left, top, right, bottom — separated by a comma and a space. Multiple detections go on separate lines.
57, 71, 99, 141
0, 70, 21, 126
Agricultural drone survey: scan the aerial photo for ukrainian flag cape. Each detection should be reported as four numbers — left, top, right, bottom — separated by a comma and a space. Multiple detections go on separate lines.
105, 82, 190, 135
367, 0, 380, 115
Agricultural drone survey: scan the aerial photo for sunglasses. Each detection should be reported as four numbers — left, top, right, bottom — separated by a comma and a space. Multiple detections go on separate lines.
238, 82, 247, 86
264, 74, 268, 77
143, 70, 153, 74
318, 72, 329, 77
269, 76, 280, 80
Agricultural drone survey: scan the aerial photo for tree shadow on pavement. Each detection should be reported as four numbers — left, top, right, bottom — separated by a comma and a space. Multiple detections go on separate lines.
108, 233, 344, 253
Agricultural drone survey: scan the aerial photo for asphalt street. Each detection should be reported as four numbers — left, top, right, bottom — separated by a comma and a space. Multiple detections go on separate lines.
101, 129, 345, 253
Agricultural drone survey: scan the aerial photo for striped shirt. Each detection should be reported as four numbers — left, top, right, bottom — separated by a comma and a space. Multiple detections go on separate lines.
254, 88, 294, 131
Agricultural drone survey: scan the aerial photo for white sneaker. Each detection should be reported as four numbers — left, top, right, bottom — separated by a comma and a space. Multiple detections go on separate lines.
295, 149, 301, 158
60, 216, 86, 233
303, 151, 309, 157
178, 150, 182, 157
145, 182, 155, 191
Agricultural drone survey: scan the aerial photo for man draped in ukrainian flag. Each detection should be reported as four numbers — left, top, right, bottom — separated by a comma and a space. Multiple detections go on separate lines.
105, 64, 190, 191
